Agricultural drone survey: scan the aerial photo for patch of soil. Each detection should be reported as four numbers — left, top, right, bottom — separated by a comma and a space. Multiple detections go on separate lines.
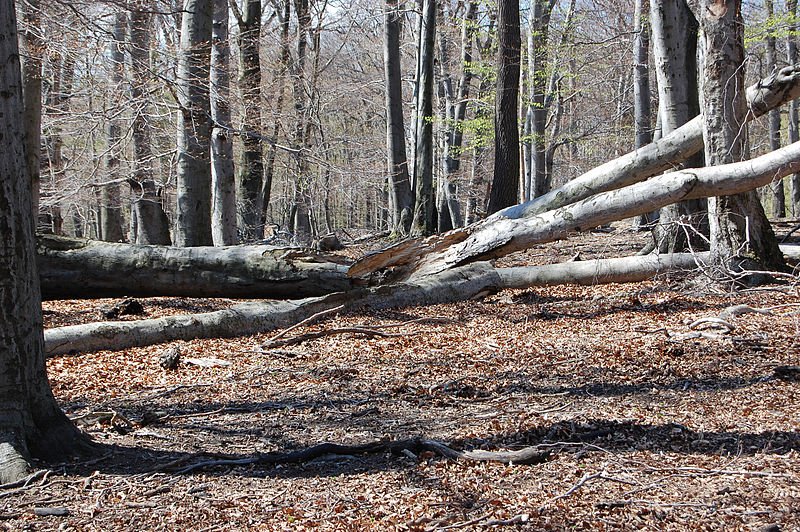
5, 226, 800, 531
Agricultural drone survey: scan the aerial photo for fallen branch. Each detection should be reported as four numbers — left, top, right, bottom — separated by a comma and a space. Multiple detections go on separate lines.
262, 326, 410, 348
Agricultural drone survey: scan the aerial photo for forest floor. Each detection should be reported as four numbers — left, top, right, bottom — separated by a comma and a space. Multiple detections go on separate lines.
3, 222, 800, 531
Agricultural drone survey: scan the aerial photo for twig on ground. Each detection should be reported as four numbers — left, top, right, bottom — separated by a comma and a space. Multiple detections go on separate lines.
264, 304, 344, 344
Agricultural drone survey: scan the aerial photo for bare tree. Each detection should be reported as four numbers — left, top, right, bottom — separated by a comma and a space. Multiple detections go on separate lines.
411, 0, 436, 234
488, 0, 520, 213
211, 0, 237, 245
20, 0, 42, 218
175, 0, 214, 246
701, 0, 784, 273
765, 0, 785, 218
0, 0, 89, 483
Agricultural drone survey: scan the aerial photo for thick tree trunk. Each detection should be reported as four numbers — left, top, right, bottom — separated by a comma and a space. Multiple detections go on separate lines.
234, 0, 263, 241
488, 0, 521, 213
411, 0, 437, 235
0, 3, 89, 483
384, 0, 414, 236
211, 0, 237, 245
493, 66, 800, 221
175, 0, 214, 247
129, 3, 172, 245
702, 0, 784, 273
37, 235, 358, 300
349, 140, 800, 278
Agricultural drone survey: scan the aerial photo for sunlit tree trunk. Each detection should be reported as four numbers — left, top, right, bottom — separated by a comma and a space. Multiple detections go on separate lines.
632, 0, 656, 228
210, 0, 237, 245
0, 0, 89, 483
488, 0, 521, 213
702, 0, 784, 273
175, 0, 214, 247
765, 0, 785, 218
648, 0, 705, 253
291, 0, 314, 244
527, 0, 555, 200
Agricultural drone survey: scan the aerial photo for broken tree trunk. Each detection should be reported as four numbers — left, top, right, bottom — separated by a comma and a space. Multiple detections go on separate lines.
496, 65, 800, 220
45, 253, 718, 356
37, 235, 358, 300
350, 139, 800, 278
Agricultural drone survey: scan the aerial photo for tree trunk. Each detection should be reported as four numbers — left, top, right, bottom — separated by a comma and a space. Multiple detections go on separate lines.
488, 0, 521, 213
129, 2, 172, 245
37, 235, 358, 300
175, 0, 214, 247
632, 0, 656, 228
0, 2, 89, 482
786, 0, 800, 216
210, 0, 238, 245
234, 0, 264, 241
99, 12, 127, 243
702, 0, 784, 273
384, 0, 414, 236
528, 0, 555, 200
349, 139, 800, 278
492, 66, 800, 220
649, 0, 705, 253
20, 0, 42, 221
765, 0, 785, 218
291, 0, 314, 245
44, 49, 74, 235
411, 0, 437, 235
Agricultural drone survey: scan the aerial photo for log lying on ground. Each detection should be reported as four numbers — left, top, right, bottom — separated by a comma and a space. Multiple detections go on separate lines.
37, 235, 358, 300
45, 254, 711, 356
496, 64, 800, 219
351, 140, 800, 279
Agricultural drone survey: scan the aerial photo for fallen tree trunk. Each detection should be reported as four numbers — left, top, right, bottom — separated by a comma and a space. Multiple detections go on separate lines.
496, 64, 800, 220
37, 235, 358, 300
45, 253, 715, 356
351, 140, 800, 278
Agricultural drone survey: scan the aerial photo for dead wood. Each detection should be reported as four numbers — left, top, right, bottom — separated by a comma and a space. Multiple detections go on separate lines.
262, 327, 409, 348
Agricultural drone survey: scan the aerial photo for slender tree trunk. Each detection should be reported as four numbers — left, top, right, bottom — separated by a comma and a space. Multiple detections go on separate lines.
45, 50, 74, 235
291, 0, 314, 244
702, 0, 784, 274
129, 3, 172, 245
633, 0, 656, 228
175, 0, 214, 247
0, 0, 89, 483
99, 12, 127, 243
262, 0, 291, 232
411, 0, 437, 235
20, 0, 42, 221
528, 0, 555, 199
234, 0, 263, 241
786, 0, 800, 216
488, 0, 521, 213
765, 0, 785, 218
384, 0, 414, 235
210, 0, 237, 245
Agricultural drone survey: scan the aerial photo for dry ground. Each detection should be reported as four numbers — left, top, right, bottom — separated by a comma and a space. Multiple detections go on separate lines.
2, 224, 799, 531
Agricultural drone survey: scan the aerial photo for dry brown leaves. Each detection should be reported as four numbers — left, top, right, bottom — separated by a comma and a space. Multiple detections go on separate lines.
4, 226, 799, 531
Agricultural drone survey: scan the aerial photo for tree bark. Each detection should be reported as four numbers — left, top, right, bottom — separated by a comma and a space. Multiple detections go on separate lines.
37, 235, 358, 300
702, 0, 784, 273
129, 2, 172, 245
632, 0, 656, 229
349, 139, 800, 278
488, 0, 521, 213
211, 0, 238, 245
99, 12, 127, 243
0, 2, 89, 483
20, 0, 42, 221
233, 0, 263, 241
384, 0, 414, 236
175, 0, 214, 247
786, 0, 800, 216
765, 0, 785, 218
290, 0, 314, 244
527, 0, 556, 200
411, 0, 437, 235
